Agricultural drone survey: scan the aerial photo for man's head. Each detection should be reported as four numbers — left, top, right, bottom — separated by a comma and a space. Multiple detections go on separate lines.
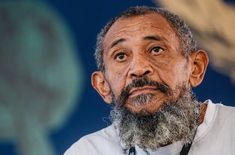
95, 6, 199, 72
91, 6, 209, 150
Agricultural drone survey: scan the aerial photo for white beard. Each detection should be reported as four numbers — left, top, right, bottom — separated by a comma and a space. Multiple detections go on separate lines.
110, 86, 199, 152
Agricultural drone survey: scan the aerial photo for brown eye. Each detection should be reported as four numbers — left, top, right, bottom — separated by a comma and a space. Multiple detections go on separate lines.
114, 52, 127, 62
151, 46, 164, 54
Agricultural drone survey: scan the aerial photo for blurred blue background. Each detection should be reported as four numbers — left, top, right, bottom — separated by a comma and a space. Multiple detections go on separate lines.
0, 0, 235, 155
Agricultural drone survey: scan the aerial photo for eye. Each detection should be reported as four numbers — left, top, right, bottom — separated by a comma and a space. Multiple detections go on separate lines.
150, 46, 164, 55
114, 52, 127, 62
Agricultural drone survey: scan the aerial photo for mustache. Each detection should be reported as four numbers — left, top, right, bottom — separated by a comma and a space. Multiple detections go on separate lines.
116, 77, 172, 107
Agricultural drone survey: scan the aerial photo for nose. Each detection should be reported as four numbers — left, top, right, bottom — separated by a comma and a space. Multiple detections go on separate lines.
129, 55, 153, 78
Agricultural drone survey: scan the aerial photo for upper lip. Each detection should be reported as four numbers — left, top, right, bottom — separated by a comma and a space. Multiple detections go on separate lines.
129, 86, 157, 95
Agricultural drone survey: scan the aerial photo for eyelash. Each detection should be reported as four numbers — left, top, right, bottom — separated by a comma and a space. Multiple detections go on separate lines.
150, 46, 164, 54
112, 46, 164, 62
114, 52, 127, 61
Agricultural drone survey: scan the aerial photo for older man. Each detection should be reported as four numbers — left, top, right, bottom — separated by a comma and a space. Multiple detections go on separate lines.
65, 6, 235, 155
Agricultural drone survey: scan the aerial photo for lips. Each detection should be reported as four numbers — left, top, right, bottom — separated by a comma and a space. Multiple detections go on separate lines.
129, 86, 157, 97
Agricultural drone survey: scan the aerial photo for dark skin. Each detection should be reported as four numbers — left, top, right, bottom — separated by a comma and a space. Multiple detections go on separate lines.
92, 13, 209, 121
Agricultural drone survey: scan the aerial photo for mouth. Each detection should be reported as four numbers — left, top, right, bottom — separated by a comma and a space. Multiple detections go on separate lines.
129, 86, 157, 97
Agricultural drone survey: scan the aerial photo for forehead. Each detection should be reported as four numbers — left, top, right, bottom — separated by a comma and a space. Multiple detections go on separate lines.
103, 13, 179, 50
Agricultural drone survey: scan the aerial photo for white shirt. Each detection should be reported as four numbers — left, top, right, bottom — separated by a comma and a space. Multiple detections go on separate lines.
64, 100, 235, 155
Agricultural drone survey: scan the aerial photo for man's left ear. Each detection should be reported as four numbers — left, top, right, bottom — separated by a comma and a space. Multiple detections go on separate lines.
189, 50, 209, 87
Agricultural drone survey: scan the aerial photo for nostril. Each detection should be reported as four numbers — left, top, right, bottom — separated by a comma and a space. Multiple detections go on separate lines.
130, 69, 151, 78
130, 72, 137, 77
143, 70, 151, 76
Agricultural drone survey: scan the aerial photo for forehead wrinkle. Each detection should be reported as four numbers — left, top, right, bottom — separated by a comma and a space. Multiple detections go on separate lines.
103, 14, 180, 54
108, 24, 174, 45
105, 18, 156, 44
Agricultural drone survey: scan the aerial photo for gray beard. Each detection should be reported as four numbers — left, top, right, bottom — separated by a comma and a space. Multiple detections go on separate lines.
110, 87, 200, 151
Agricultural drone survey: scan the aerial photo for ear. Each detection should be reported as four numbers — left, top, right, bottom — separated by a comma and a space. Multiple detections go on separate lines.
91, 71, 112, 104
189, 50, 209, 87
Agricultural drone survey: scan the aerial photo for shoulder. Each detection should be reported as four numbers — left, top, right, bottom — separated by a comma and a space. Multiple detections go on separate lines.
207, 100, 235, 127
191, 100, 235, 154
64, 125, 123, 155
213, 101, 235, 117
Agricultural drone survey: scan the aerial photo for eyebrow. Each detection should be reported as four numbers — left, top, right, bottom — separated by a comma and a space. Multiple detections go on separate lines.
110, 38, 126, 49
109, 35, 162, 49
143, 35, 162, 41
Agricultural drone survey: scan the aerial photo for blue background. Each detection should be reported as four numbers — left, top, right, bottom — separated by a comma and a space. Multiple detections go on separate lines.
1, 0, 235, 154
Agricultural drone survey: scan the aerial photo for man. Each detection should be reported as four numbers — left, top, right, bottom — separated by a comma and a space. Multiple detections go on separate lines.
65, 6, 235, 155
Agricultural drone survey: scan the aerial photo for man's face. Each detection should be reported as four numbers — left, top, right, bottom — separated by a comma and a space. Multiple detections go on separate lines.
101, 13, 192, 114
92, 12, 208, 150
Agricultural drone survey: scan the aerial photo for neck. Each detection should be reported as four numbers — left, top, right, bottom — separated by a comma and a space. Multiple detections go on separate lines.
198, 103, 208, 125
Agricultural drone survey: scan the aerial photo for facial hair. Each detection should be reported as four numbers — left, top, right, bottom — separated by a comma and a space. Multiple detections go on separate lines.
115, 76, 172, 108
110, 78, 200, 151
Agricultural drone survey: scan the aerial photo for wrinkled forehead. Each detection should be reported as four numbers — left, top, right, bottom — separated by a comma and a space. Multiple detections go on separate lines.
103, 13, 179, 51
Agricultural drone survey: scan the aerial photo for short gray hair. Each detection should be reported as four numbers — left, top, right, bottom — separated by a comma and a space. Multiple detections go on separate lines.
95, 6, 198, 71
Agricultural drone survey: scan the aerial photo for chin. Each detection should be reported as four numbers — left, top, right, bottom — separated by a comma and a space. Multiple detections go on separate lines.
125, 101, 164, 116
125, 93, 167, 114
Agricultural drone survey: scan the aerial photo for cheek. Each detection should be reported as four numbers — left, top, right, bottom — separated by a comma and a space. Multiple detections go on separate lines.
105, 70, 127, 96
153, 58, 190, 89
104, 60, 127, 95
